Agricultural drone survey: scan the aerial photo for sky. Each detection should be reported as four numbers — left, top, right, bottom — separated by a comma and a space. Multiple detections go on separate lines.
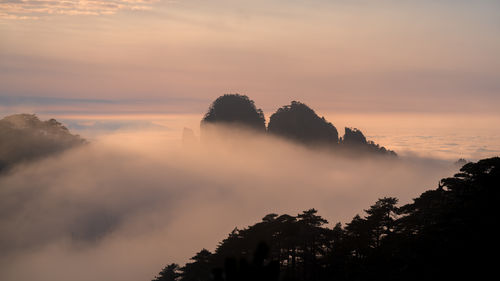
1, 0, 499, 114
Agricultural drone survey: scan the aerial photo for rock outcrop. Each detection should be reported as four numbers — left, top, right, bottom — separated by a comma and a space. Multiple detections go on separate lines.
199, 95, 396, 157
201, 94, 266, 132
268, 101, 339, 146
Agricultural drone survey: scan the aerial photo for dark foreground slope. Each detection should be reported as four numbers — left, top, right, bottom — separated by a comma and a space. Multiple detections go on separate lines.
0, 114, 85, 172
152, 157, 499, 281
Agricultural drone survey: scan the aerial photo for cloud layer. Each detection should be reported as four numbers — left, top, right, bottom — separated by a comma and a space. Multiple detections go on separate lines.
0, 0, 159, 19
0, 127, 456, 281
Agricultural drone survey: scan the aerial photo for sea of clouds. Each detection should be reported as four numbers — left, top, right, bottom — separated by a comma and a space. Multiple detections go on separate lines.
0, 126, 457, 281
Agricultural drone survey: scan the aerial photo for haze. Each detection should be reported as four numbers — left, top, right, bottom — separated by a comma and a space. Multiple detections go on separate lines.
0, 127, 456, 281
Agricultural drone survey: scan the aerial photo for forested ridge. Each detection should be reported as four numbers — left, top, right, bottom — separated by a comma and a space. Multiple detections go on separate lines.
0, 114, 85, 173
152, 157, 500, 281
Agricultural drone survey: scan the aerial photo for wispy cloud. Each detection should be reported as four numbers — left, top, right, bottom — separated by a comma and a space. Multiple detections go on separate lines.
0, 95, 210, 116
0, 95, 115, 105
0, 0, 160, 19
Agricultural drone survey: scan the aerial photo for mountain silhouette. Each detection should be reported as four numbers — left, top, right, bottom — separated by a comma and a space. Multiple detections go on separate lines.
340, 127, 397, 156
201, 95, 395, 156
201, 94, 266, 132
268, 101, 339, 146
0, 114, 86, 172
342, 127, 366, 145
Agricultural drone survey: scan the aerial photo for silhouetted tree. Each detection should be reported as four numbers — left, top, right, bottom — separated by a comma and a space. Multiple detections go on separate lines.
181, 249, 213, 281
211, 242, 280, 281
153, 157, 499, 281
364, 197, 398, 248
152, 263, 181, 281
391, 157, 500, 280
297, 209, 328, 227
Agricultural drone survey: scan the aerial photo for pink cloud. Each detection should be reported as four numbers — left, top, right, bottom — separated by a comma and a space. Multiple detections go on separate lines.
0, 0, 160, 19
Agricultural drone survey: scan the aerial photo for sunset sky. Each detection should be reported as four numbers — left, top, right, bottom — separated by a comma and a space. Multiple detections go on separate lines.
1, 0, 499, 115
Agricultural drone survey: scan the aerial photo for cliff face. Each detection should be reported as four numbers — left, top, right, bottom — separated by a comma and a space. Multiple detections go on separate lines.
0, 114, 86, 172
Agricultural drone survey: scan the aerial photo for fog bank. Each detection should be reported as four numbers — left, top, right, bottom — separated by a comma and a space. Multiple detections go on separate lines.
0, 127, 456, 281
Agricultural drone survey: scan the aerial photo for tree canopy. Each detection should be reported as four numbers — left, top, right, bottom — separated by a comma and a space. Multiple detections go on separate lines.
152, 156, 499, 281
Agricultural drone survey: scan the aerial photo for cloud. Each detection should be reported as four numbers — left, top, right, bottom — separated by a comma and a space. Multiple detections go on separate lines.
0, 96, 115, 106
0, 95, 210, 116
0, 0, 160, 19
0, 126, 457, 281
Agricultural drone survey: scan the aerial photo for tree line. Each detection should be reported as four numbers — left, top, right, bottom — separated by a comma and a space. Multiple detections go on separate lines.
152, 156, 499, 281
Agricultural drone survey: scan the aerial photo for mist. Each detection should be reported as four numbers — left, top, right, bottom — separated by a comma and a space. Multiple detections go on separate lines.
0, 126, 456, 281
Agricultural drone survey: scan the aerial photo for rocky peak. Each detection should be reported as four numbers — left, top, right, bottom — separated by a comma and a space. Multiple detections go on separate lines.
342, 127, 367, 145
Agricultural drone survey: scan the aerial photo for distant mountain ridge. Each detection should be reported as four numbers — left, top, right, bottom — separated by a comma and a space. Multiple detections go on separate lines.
0, 114, 86, 172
